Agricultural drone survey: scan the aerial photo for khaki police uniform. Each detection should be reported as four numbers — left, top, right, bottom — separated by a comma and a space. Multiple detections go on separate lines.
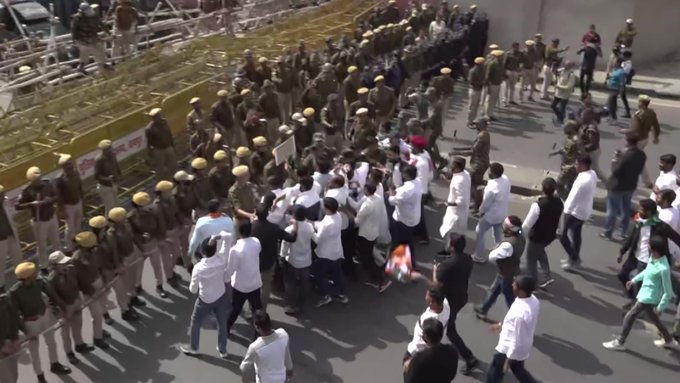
0, 193, 21, 288
155, 183, 183, 280
72, 232, 107, 342
55, 157, 84, 252
467, 61, 485, 124
144, 111, 177, 182
94, 140, 121, 215
484, 53, 504, 119
0, 294, 22, 383
128, 193, 168, 290
45, 262, 85, 355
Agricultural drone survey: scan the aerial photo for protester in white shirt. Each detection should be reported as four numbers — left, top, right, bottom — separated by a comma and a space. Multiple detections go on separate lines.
280, 207, 315, 316
473, 163, 511, 263
355, 182, 391, 292
181, 233, 233, 357
411, 136, 433, 245
560, 156, 597, 271
486, 275, 540, 383
406, 287, 451, 357
313, 198, 348, 307
439, 157, 471, 240
649, 154, 677, 199
325, 174, 361, 278
428, 14, 446, 41
241, 311, 293, 383
388, 165, 423, 269
225, 222, 264, 334
291, 177, 321, 221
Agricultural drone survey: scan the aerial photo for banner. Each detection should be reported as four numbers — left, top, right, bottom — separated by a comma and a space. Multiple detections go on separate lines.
273, 136, 296, 166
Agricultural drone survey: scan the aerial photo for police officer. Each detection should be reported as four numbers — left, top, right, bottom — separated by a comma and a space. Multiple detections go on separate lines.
94, 139, 121, 215
229, 165, 258, 225
503, 42, 523, 105
108, 206, 147, 314
320, 94, 345, 155
209, 150, 235, 208
128, 192, 169, 298
251, 136, 273, 185
256, 56, 272, 86
145, 108, 177, 181
55, 154, 84, 252
173, 171, 196, 270
534, 33, 546, 83
44, 250, 94, 360
241, 49, 257, 83
211, 90, 237, 147
10, 262, 71, 382
348, 87, 376, 122
424, 87, 446, 169
88, 216, 115, 325
458, 118, 490, 212
431, 67, 455, 125
154, 181, 183, 287
16, 166, 60, 273
550, 121, 581, 199
369, 75, 396, 127
272, 58, 295, 122
520, 40, 538, 102
236, 146, 253, 167
343, 66, 361, 130
187, 97, 207, 133
190, 157, 213, 218
615, 19, 637, 49
484, 50, 504, 120
259, 79, 281, 141
467, 57, 485, 126
0, 290, 22, 383
352, 107, 377, 151
541, 38, 569, 100
0, 185, 21, 291
314, 63, 340, 102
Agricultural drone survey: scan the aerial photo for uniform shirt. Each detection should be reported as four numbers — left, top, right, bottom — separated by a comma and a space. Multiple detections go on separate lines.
495, 294, 540, 361
368, 86, 396, 117
189, 234, 233, 304
211, 100, 235, 131
389, 180, 423, 228
115, 5, 138, 30
94, 152, 121, 186
479, 175, 511, 225
520, 49, 537, 70
469, 131, 490, 173
71, 248, 100, 296
145, 119, 174, 149
313, 213, 343, 261
229, 182, 258, 217
467, 65, 485, 90
651, 170, 677, 199
485, 58, 504, 85
259, 92, 280, 119
0, 298, 21, 343
209, 167, 234, 199
0, 201, 15, 240
632, 256, 674, 311
240, 328, 293, 383
563, 170, 597, 221
280, 221, 314, 268
10, 279, 48, 318
225, 237, 263, 293
407, 299, 451, 354
631, 108, 661, 141
45, 267, 81, 308
504, 50, 522, 71
55, 172, 83, 205
16, 180, 57, 221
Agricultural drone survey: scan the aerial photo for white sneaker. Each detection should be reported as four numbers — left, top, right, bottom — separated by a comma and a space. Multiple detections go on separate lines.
602, 339, 625, 351
216, 347, 228, 359
653, 339, 679, 349
315, 295, 332, 308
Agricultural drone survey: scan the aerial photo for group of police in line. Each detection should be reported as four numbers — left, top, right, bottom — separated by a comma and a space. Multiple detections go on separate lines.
0, 2, 564, 382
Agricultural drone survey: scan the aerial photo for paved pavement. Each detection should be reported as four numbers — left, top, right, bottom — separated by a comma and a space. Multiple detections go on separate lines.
14, 82, 680, 382
590, 57, 680, 99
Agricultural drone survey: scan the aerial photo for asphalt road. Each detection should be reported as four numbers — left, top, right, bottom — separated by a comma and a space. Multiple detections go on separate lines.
15, 85, 680, 383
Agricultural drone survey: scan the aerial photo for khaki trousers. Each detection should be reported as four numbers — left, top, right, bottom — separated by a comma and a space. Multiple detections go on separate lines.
85, 278, 106, 340
0, 350, 19, 383
114, 28, 136, 57
177, 222, 192, 266
62, 203, 83, 252
140, 240, 164, 286
277, 92, 293, 122
60, 298, 84, 352
504, 70, 520, 103
260, 266, 274, 310
78, 42, 106, 69
485, 84, 500, 118
638, 138, 653, 185
150, 147, 177, 182
0, 236, 22, 287
25, 312, 59, 375
102, 268, 130, 312
125, 250, 144, 292
160, 228, 183, 278
520, 68, 536, 101
441, 96, 451, 126
266, 118, 281, 144
97, 183, 118, 215
325, 132, 344, 156
540, 64, 553, 99
31, 217, 61, 269
468, 88, 482, 123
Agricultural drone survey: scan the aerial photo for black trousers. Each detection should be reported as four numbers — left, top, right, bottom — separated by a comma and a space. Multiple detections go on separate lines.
227, 288, 263, 332
341, 223, 357, 277
559, 214, 584, 263
486, 352, 537, 383
617, 257, 647, 299
579, 69, 593, 94
413, 196, 429, 242
620, 85, 631, 115
447, 302, 475, 363
391, 219, 417, 269
358, 236, 384, 283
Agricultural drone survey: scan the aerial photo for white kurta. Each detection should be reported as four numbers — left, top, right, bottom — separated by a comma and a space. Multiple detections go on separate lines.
440, 170, 471, 237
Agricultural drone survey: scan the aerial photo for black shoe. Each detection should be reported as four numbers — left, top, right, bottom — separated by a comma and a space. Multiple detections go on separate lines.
167, 276, 180, 288
40, 268, 49, 276
460, 358, 479, 375
135, 286, 143, 295
122, 309, 140, 321
66, 352, 80, 365
103, 312, 115, 325
50, 362, 71, 375
102, 329, 112, 339
130, 296, 146, 307
74, 343, 94, 354
156, 285, 168, 298
37, 373, 47, 383
94, 338, 110, 350
187, 264, 194, 275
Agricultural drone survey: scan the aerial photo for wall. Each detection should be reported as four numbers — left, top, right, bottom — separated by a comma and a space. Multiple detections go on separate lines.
413, 0, 680, 66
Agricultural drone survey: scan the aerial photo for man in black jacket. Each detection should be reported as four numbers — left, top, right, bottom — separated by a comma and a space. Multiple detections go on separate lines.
602, 132, 646, 240
617, 198, 680, 308
433, 234, 479, 375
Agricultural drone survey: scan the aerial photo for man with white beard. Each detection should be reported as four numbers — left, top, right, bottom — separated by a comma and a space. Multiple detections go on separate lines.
439, 157, 471, 254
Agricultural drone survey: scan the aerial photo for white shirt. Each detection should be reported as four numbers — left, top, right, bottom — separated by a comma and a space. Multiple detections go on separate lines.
313, 213, 343, 260
225, 237, 263, 293
389, 179, 422, 227
293, 189, 321, 208
240, 328, 293, 383
489, 241, 514, 262
391, 162, 403, 188
280, 221, 314, 268
674, 187, 680, 209
479, 174, 511, 225
325, 187, 351, 230
495, 295, 540, 361
447, 170, 470, 209
428, 20, 446, 40
651, 170, 678, 199
636, 224, 652, 263
658, 206, 680, 259
522, 202, 540, 234
189, 233, 233, 304
355, 194, 388, 241
267, 188, 289, 225
563, 170, 597, 221
413, 152, 433, 195
407, 299, 451, 355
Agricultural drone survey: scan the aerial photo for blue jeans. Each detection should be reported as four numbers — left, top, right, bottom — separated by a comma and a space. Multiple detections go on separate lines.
189, 286, 232, 353
480, 275, 515, 314
604, 191, 633, 238
316, 258, 345, 297
486, 352, 537, 383
475, 219, 503, 260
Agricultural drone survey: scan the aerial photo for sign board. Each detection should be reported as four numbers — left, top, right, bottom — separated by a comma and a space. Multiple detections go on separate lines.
273, 136, 296, 166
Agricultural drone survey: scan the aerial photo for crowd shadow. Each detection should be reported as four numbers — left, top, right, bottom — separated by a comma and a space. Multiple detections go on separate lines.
534, 334, 614, 377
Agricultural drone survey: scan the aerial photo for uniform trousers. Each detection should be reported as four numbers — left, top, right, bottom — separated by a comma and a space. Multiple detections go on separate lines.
484, 84, 500, 118
520, 68, 536, 101
149, 147, 177, 182
25, 311, 59, 375
277, 92, 293, 122
60, 298, 84, 352
266, 117, 281, 144
504, 70, 520, 103
31, 217, 61, 269
467, 88, 482, 123
102, 268, 131, 312
0, 236, 22, 287
140, 240, 165, 287
160, 228, 183, 279
78, 42, 106, 69
113, 28, 136, 57
85, 278, 106, 340
177, 221, 192, 267
97, 183, 118, 215
540, 64, 554, 99
0, 349, 19, 383
638, 139, 653, 186
62, 203, 83, 252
